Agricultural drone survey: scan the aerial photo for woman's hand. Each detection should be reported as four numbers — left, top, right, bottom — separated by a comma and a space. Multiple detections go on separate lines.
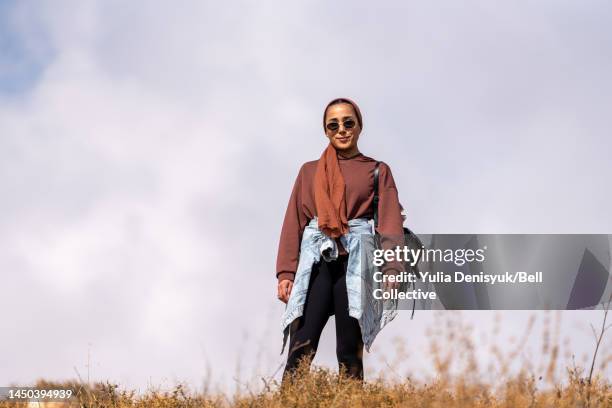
277, 279, 293, 303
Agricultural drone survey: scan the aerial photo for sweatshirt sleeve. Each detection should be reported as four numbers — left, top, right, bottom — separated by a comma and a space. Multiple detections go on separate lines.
375, 162, 406, 274
276, 165, 309, 282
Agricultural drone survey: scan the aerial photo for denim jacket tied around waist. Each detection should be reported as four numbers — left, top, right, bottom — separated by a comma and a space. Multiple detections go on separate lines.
280, 216, 399, 355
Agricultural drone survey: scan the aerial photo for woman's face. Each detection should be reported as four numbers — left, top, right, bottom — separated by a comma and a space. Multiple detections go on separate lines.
324, 103, 361, 153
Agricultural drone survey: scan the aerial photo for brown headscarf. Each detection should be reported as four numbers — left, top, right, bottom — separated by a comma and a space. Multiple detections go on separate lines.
314, 98, 363, 238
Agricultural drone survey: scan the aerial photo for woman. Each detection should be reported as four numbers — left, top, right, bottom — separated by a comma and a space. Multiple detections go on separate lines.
276, 97, 405, 383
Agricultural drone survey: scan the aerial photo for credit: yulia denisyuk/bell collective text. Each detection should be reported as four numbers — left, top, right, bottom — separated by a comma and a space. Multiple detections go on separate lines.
371, 271, 543, 300
374, 271, 544, 285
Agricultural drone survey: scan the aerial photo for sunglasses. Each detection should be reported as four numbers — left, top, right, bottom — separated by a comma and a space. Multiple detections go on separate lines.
326, 119, 356, 132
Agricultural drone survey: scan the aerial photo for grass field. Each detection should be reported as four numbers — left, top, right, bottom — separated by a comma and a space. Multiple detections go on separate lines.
2, 309, 610, 407
0, 365, 609, 407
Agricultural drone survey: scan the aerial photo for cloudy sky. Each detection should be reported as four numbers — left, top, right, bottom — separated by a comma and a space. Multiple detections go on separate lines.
1, 0, 611, 394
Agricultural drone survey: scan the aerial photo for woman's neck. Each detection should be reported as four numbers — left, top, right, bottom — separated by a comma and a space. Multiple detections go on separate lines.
337, 149, 361, 160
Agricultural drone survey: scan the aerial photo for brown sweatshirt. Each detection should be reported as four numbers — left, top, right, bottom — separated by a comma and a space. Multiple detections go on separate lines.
276, 153, 405, 282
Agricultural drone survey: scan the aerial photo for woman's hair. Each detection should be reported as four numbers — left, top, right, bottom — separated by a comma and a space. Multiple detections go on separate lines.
323, 97, 363, 131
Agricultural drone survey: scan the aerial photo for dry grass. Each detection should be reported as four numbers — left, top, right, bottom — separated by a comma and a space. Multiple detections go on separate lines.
0, 363, 609, 408
1, 310, 611, 407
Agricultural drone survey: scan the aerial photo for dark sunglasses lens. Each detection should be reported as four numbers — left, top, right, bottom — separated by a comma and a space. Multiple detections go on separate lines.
326, 122, 339, 131
344, 119, 355, 129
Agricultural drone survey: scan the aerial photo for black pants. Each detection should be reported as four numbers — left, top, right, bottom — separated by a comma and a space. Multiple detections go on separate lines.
282, 255, 364, 383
